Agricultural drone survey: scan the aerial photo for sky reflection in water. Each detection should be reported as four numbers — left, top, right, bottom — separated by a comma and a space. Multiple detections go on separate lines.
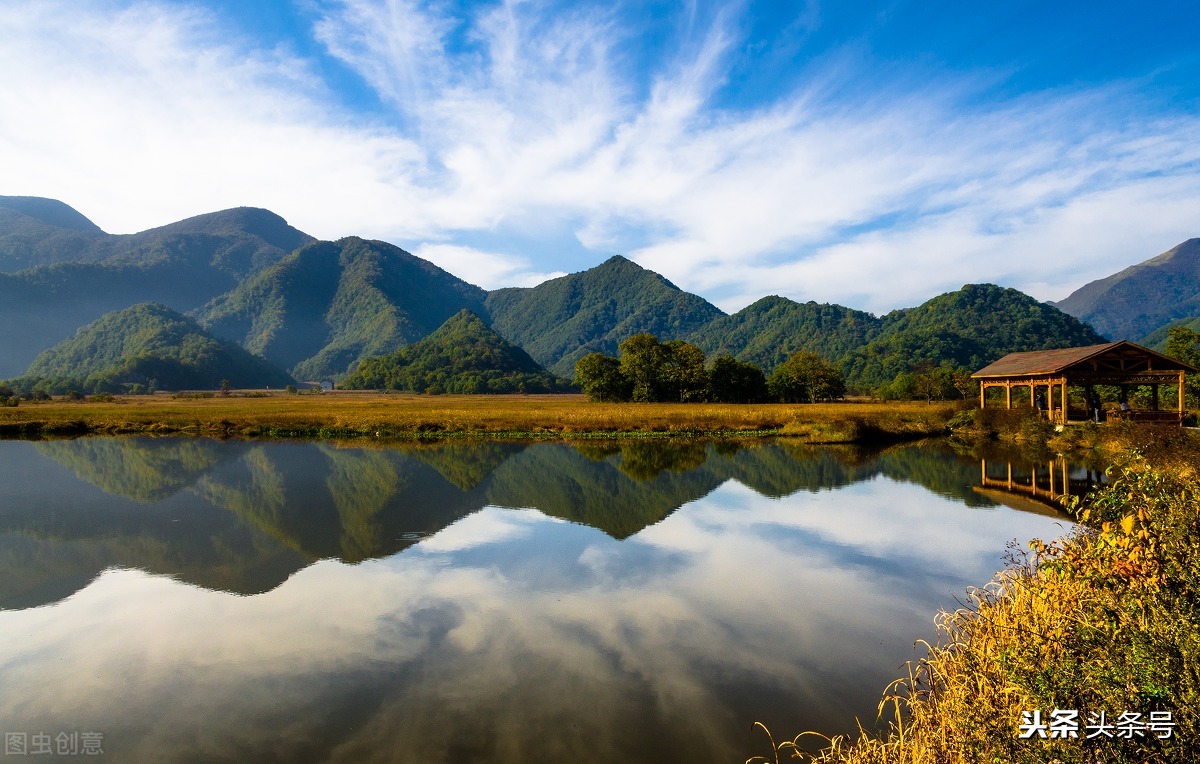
0, 438, 1076, 763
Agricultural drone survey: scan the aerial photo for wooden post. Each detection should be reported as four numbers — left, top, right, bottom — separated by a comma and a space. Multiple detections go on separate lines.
1049, 459, 1056, 497
1005, 383, 1012, 410
979, 383, 986, 410
1180, 371, 1187, 416
1060, 379, 1068, 424
1007, 462, 1013, 490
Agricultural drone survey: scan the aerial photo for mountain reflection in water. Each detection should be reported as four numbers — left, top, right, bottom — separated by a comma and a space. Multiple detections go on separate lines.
0, 437, 1076, 763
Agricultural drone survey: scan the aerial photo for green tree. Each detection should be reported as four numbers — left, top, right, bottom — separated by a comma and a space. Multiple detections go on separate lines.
1165, 325, 1200, 406
619, 333, 669, 402
708, 356, 768, 403
660, 340, 708, 402
574, 353, 631, 402
768, 352, 846, 403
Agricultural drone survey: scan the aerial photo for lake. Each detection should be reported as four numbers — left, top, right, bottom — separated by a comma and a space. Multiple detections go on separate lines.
0, 437, 1080, 763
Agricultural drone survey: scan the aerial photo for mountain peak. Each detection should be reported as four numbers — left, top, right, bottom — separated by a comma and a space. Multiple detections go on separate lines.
600, 254, 634, 266
1056, 238, 1200, 340
143, 206, 313, 253
0, 196, 104, 233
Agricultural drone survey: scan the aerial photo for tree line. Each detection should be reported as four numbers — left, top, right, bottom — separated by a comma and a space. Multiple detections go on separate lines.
574, 333, 846, 403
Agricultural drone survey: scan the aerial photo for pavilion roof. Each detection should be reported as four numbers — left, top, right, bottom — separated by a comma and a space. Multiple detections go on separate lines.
972, 341, 1196, 378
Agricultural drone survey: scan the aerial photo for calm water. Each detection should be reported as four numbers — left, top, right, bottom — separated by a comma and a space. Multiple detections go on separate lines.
0, 437, 1079, 763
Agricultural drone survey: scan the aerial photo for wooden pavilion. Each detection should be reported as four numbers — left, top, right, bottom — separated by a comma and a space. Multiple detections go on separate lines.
972, 341, 1195, 426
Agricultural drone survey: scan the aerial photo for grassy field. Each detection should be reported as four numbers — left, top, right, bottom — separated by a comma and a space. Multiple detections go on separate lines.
0, 391, 960, 441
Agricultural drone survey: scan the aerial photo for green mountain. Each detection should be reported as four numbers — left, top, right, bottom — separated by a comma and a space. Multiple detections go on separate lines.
195, 237, 488, 380
840, 284, 1106, 387
484, 255, 724, 377
0, 204, 313, 377
0, 198, 1135, 392
1142, 316, 1200, 351
1055, 238, 1200, 341
18, 302, 294, 392
687, 296, 883, 373
0, 196, 106, 271
344, 310, 564, 393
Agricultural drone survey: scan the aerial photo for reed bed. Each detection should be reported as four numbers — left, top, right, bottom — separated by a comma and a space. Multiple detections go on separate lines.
0, 392, 958, 441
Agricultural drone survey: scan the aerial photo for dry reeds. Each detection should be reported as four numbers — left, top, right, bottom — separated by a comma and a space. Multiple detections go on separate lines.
0, 393, 958, 442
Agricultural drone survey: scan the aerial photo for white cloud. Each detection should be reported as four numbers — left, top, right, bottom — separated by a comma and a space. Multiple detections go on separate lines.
1, 0, 1197, 311
413, 243, 564, 289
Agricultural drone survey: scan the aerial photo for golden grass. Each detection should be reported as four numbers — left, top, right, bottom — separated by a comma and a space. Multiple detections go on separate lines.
0, 392, 959, 441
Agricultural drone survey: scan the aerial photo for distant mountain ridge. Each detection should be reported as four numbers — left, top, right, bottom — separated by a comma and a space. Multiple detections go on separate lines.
0, 201, 314, 377
1055, 238, 1200, 341
0, 197, 310, 274
0, 196, 1130, 392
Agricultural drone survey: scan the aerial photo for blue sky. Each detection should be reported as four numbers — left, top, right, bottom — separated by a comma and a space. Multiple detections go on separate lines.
1, 1, 1198, 313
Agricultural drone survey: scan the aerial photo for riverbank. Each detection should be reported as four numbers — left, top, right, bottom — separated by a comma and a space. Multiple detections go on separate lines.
753, 423, 1200, 764
0, 392, 959, 441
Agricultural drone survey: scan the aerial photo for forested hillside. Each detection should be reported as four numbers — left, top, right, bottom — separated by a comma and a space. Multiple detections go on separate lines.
687, 296, 883, 374
196, 237, 489, 381
0, 196, 106, 271
841, 284, 1105, 388
0, 203, 313, 377
14, 302, 293, 393
343, 310, 564, 394
484, 255, 724, 377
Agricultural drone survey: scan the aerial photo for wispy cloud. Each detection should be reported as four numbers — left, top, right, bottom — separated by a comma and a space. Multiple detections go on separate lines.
1, 0, 1197, 311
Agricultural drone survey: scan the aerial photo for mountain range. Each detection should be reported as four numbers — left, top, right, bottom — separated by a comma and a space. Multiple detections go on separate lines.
0, 195, 1188, 392
1055, 238, 1200, 342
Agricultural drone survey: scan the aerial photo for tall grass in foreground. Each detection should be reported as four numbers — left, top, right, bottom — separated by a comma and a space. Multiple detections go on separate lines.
751, 442, 1200, 764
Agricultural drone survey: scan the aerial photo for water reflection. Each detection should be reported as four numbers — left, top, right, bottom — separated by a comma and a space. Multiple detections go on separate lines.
0, 437, 1078, 763
975, 454, 1107, 516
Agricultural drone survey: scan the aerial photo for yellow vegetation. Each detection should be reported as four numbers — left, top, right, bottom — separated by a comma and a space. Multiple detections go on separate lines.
0, 392, 959, 441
